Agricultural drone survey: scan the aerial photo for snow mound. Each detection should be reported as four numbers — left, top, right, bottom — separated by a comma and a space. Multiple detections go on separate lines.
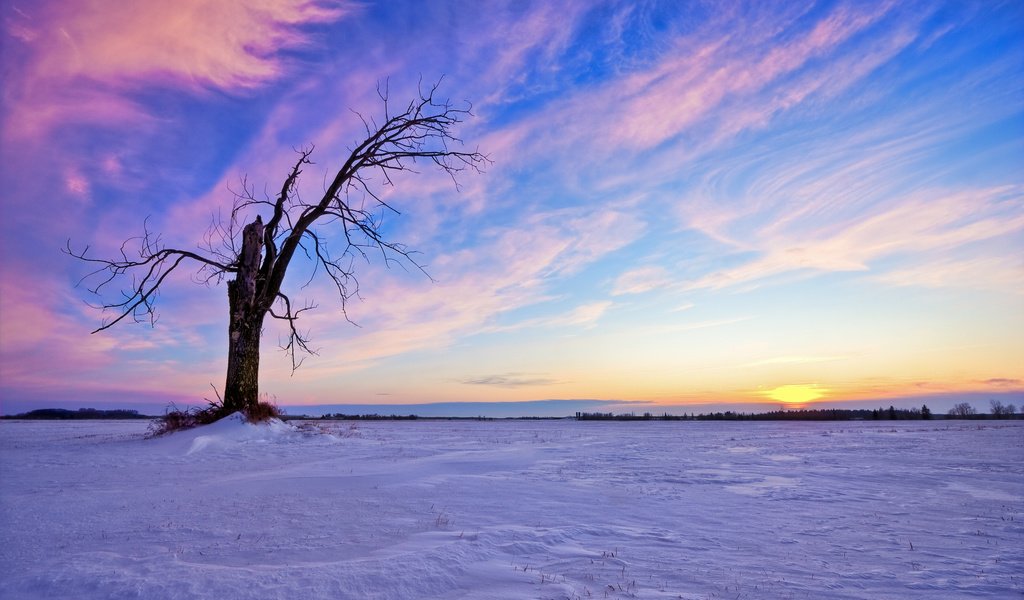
154, 412, 300, 455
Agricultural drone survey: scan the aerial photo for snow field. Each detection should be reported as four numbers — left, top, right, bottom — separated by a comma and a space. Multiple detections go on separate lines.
1, 417, 1021, 599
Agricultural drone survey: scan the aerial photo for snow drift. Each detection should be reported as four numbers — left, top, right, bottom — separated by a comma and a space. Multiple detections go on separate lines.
1, 418, 1021, 599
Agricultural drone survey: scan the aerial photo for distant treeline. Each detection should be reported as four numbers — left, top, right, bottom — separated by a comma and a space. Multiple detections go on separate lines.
576, 406, 957, 421
5, 405, 1018, 422
2, 408, 154, 420
310, 413, 563, 421
316, 413, 422, 421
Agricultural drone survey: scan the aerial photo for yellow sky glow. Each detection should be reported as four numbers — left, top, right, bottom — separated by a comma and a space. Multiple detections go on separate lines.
765, 384, 828, 405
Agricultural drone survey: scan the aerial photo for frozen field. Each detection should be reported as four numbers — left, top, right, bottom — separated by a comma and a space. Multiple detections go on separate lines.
1, 417, 1021, 599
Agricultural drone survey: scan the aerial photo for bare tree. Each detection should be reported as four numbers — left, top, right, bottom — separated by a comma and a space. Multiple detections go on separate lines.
948, 402, 977, 418
990, 399, 1017, 419
66, 81, 488, 417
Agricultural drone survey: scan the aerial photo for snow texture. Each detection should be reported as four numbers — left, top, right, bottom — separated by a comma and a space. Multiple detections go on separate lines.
1, 417, 1021, 599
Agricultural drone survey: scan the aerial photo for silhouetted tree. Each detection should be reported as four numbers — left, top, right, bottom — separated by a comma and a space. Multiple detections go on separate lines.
948, 402, 977, 418
67, 81, 487, 418
990, 399, 1017, 419
920, 404, 932, 419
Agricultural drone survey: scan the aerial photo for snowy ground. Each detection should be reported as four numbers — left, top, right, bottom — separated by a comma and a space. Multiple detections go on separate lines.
1, 417, 1021, 599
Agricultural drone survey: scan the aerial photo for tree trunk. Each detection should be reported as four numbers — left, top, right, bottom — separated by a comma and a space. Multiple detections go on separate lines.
223, 217, 265, 414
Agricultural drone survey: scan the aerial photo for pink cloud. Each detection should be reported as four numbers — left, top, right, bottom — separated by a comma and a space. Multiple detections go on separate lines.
0, 256, 228, 403
686, 186, 1024, 292
0, 269, 132, 394
612, 266, 672, 296
465, 1, 590, 109
3, 0, 352, 140
62, 167, 90, 199
458, 0, 912, 213
577, 2, 894, 151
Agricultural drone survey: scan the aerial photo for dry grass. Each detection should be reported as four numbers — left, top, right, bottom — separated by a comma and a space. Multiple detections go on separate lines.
148, 395, 283, 436
148, 401, 224, 437
244, 400, 282, 423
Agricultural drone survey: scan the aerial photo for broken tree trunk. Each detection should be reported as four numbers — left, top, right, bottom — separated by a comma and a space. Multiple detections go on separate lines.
223, 216, 265, 414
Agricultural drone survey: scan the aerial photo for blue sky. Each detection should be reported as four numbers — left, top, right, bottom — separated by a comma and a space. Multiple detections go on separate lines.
1, 0, 1022, 415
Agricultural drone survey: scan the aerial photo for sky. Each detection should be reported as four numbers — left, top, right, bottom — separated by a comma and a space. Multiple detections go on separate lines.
1, 0, 1022, 416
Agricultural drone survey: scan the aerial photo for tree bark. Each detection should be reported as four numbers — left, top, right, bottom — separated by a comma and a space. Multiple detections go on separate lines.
223, 217, 265, 414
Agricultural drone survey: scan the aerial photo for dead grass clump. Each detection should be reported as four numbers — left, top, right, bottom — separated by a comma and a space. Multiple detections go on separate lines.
148, 400, 224, 437
244, 400, 282, 423
147, 391, 283, 436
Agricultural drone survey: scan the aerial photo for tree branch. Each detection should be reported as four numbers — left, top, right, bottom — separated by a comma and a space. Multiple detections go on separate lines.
269, 292, 318, 372
64, 219, 236, 333
68, 78, 484, 376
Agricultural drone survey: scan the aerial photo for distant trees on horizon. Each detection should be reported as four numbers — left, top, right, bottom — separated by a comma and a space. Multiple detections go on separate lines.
575, 407, 932, 421
4, 401, 1020, 422
988, 399, 1018, 419
948, 402, 978, 417
946, 400, 1017, 419
2, 408, 152, 420
576, 402, 1020, 422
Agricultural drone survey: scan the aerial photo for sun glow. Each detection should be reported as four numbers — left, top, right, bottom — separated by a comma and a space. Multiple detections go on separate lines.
765, 384, 827, 405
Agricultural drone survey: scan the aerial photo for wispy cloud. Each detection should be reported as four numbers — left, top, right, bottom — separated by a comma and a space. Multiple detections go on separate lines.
0, 266, 215, 402
2, 0, 352, 139
981, 378, 1022, 388
483, 0, 906, 172
486, 301, 615, 334
605, 3, 898, 150
612, 266, 672, 296
873, 256, 1024, 292
258, 206, 643, 380
461, 373, 561, 388
459, 1, 591, 109
685, 186, 1024, 292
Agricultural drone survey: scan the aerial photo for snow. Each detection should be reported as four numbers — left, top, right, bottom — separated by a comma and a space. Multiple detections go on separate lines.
1, 418, 1021, 599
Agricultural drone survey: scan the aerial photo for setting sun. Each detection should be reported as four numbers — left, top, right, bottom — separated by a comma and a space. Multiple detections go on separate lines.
765, 384, 828, 405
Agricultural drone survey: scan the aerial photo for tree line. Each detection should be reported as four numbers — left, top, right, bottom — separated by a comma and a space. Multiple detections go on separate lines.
2, 408, 153, 420
576, 402, 1020, 421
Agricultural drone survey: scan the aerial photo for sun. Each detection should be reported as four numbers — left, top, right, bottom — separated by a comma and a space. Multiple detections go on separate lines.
764, 384, 827, 405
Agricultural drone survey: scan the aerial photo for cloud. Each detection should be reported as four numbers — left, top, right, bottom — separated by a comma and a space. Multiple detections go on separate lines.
605, 3, 896, 151
556, 302, 613, 328
612, 266, 672, 295
483, 0, 903, 172
487, 301, 615, 334
982, 378, 1022, 388
684, 186, 1024, 292
873, 256, 1024, 292
256, 206, 643, 381
460, 1, 591, 110
461, 373, 561, 388
0, 265, 217, 403
2, 0, 352, 140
